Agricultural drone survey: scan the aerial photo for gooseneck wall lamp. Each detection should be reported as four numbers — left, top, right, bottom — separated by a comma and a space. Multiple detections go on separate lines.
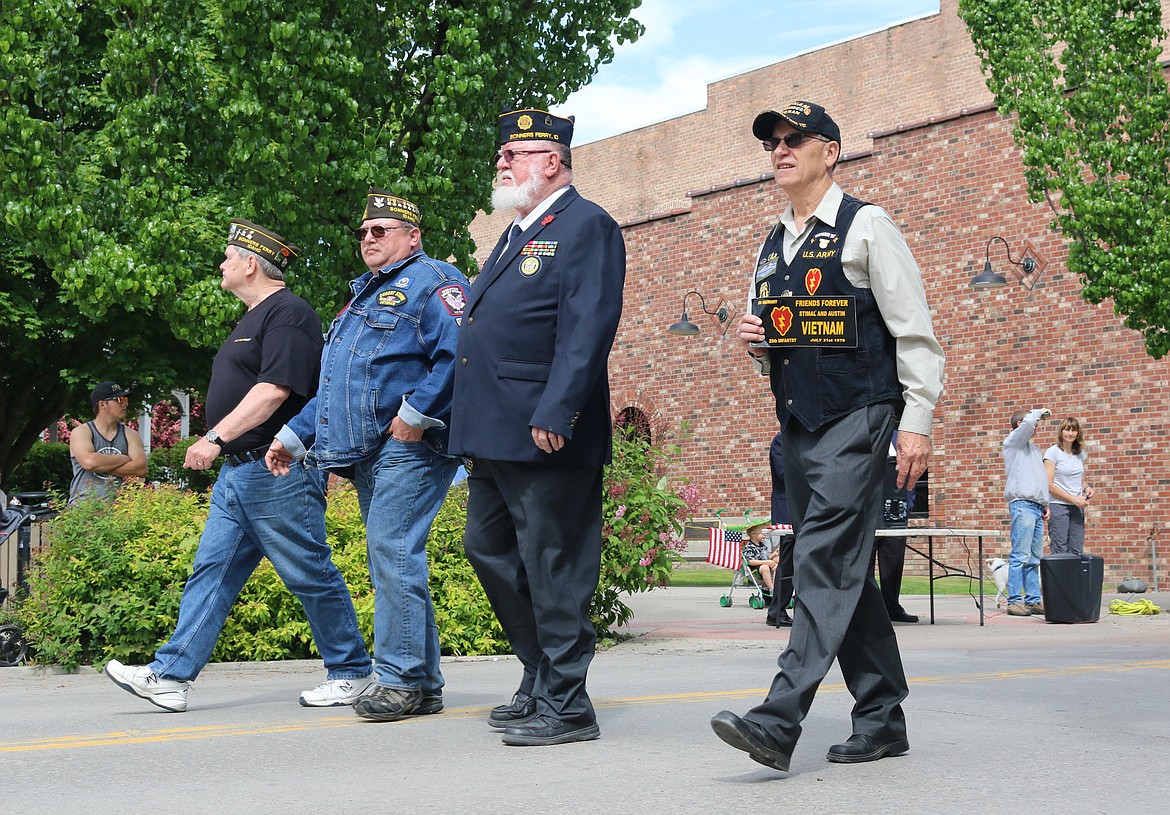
667, 291, 732, 336
970, 236, 1043, 290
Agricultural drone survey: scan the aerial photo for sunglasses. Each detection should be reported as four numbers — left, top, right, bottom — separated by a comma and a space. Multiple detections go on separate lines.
353, 224, 414, 241
105, 396, 129, 405
494, 148, 556, 164
761, 132, 830, 152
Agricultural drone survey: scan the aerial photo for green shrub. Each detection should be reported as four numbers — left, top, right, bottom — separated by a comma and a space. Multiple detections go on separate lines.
5, 441, 71, 495
17, 427, 697, 668
594, 426, 698, 633
147, 437, 221, 492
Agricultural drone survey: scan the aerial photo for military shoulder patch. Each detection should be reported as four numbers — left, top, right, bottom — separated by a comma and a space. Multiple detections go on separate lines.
437, 284, 466, 317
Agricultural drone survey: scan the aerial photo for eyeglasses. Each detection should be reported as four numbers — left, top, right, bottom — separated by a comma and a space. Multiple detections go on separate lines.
495, 148, 555, 165
761, 132, 830, 152
105, 396, 129, 405
353, 224, 414, 241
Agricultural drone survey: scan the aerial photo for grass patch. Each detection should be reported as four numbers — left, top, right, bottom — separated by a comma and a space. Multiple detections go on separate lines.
668, 568, 984, 595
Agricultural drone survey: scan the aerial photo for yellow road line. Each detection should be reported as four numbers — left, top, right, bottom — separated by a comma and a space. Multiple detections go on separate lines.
4, 659, 1167, 753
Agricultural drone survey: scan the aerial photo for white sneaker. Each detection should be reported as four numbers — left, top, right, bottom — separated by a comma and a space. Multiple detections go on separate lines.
299, 676, 374, 707
104, 659, 189, 712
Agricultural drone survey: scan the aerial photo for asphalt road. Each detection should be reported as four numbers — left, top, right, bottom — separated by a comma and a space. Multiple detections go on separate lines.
3, 589, 1168, 814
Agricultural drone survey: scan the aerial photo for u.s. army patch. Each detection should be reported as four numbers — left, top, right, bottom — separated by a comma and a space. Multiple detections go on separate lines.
378, 289, 407, 306
519, 256, 542, 277
520, 240, 557, 257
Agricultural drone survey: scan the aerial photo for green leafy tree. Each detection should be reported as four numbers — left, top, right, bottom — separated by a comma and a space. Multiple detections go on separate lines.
959, 0, 1170, 358
0, 0, 644, 481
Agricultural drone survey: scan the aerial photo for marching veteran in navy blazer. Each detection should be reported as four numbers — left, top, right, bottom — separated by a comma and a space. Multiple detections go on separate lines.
450, 109, 626, 747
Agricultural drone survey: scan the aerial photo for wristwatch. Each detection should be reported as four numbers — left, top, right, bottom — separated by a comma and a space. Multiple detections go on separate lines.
205, 430, 224, 447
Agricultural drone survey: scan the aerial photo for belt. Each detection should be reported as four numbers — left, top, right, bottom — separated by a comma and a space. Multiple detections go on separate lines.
224, 445, 272, 467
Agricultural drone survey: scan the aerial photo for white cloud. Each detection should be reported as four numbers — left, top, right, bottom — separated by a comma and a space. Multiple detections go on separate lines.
557, 1, 940, 144
558, 53, 770, 144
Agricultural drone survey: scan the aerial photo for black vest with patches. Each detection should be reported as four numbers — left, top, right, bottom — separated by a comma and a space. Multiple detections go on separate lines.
755, 194, 901, 432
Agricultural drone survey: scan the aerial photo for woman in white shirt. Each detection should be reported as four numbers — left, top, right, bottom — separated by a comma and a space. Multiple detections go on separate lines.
1044, 417, 1094, 555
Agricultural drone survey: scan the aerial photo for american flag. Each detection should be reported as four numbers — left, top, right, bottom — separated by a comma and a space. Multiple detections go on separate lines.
707, 528, 743, 570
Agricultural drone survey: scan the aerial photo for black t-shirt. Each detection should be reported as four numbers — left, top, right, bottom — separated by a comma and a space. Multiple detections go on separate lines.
205, 288, 324, 456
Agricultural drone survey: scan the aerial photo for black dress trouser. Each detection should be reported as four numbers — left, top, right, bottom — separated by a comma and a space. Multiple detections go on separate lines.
747, 403, 909, 751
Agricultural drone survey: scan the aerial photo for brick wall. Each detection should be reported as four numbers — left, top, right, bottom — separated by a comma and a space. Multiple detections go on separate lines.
471, 0, 1170, 261
470, 0, 997, 257
610, 104, 1170, 583
466, 1, 1170, 584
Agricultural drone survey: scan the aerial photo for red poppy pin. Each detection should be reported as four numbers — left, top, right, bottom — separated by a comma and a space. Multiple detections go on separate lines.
541, 215, 555, 226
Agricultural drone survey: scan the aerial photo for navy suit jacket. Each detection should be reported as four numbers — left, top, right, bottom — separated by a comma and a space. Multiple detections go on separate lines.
450, 186, 625, 466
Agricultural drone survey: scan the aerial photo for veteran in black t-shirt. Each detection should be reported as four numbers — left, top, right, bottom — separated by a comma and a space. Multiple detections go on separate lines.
104, 219, 372, 714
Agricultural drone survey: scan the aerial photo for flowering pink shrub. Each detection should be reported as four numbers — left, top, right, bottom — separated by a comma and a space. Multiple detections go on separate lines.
593, 421, 701, 631
43, 395, 205, 449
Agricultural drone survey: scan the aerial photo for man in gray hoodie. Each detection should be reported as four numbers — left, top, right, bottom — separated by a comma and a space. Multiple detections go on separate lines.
1002, 408, 1051, 616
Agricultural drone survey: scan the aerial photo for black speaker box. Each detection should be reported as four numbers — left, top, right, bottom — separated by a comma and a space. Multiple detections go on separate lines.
1040, 553, 1104, 623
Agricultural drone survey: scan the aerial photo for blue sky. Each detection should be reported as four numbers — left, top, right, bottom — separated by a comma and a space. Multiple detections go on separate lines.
555, 0, 941, 145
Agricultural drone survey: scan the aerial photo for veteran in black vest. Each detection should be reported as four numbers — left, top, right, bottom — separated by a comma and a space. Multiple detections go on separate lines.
710, 101, 945, 773
450, 109, 625, 747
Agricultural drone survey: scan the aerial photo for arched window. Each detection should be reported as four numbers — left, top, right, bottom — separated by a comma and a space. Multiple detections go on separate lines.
615, 406, 651, 444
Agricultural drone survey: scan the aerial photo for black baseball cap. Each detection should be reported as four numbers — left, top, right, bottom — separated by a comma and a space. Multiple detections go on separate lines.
90, 381, 130, 409
752, 100, 841, 146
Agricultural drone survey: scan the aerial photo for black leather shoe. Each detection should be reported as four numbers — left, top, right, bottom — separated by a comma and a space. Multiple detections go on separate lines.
774, 610, 793, 627
487, 691, 537, 729
888, 608, 919, 623
826, 733, 910, 764
500, 714, 600, 746
710, 710, 791, 772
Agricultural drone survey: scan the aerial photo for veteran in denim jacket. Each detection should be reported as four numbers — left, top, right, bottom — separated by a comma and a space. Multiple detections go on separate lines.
268, 190, 469, 721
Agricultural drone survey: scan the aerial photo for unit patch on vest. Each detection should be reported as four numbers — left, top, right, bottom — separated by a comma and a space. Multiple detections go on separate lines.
758, 281, 771, 298
393, 276, 413, 288
752, 296, 858, 348
804, 268, 823, 296
520, 240, 557, 257
378, 289, 408, 307
755, 252, 779, 280
437, 284, 465, 317
519, 256, 543, 277
810, 231, 840, 251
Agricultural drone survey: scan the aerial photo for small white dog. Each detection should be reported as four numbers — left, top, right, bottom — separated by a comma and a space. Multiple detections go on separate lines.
986, 557, 1009, 607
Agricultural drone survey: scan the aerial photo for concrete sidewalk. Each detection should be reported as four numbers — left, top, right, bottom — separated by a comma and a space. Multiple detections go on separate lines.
2, 588, 1168, 814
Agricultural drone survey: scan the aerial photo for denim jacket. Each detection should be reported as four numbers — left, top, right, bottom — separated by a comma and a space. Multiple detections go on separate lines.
278, 250, 469, 468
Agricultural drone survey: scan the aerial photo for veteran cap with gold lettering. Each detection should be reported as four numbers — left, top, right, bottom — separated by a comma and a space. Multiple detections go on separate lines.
362, 187, 421, 226
752, 100, 841, 146
226, 218, 299, 273
498, 108, 574, 146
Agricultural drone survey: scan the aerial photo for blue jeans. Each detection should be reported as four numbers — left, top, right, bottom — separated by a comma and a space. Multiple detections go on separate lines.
151, 459, 371, 682
350, 438, 458, 694
1007, 499, 1044, 605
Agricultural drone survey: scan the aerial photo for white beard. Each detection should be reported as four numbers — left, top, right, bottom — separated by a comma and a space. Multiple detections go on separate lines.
491, 172, 541, 213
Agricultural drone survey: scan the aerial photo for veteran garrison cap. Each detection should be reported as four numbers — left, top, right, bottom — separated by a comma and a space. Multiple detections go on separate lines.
752, 100, 841, 146
226, 218, 299, 273
362, 187, 421, 226
499, 108, 574, 146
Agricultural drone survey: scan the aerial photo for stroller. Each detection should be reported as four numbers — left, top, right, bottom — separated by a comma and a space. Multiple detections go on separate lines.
0, 489, 54, 666
709, 523, 790, 609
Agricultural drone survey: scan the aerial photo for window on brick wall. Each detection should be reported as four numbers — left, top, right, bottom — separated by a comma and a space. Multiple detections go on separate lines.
615, 406, 651, 445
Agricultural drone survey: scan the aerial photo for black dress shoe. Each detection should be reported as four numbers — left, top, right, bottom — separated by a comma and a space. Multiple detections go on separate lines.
500, 714, 600, 746
826, 733, 910, 764
774, 610, 793, 627
888, 608, 919, 623
488, 691, 537, 728
710, 710, 791, 772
